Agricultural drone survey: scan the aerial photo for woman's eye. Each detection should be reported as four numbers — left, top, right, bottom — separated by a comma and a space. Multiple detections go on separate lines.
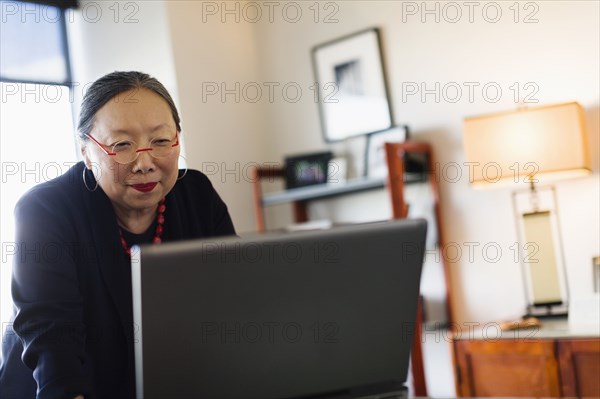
152, 139, 171, 147
113, 142, 133, 151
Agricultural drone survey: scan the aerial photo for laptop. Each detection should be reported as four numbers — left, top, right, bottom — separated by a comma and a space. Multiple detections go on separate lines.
131, 219, 427, 399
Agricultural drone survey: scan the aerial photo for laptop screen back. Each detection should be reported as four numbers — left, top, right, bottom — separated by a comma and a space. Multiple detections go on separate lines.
131, 219, 426, 399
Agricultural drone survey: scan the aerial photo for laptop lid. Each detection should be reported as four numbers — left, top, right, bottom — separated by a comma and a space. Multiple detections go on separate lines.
131, 219, 426, 399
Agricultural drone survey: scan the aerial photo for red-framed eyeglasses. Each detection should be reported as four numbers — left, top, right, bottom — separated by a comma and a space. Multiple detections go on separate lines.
85, 132, 179, 165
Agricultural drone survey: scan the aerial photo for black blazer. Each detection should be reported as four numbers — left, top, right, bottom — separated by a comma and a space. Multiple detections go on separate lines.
0, 162, 235, 399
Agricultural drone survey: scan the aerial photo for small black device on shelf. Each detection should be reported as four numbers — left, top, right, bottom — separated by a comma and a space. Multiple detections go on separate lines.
284, 151, 333, 190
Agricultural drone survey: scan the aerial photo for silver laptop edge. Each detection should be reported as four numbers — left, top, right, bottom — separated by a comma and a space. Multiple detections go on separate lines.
131, 246, 144, 399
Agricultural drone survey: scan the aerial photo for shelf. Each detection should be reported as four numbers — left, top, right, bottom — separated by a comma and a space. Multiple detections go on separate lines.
262, 176, 384, 205
262, 173, 425, 206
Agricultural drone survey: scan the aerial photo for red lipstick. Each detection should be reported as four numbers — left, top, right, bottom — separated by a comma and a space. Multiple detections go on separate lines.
131, 182, 157, 193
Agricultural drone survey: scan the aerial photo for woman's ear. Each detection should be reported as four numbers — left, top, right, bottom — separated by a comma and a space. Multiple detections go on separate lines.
80, 141, 92, 169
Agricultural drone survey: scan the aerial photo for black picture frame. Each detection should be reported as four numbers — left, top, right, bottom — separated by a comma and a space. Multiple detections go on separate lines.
285, 151, 333, 190
312, 28, 394, 143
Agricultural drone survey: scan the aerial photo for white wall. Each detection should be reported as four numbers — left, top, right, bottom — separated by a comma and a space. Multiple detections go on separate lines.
248, 0, 600, 325
68, 0, 179, 120
165, 1, 267, 233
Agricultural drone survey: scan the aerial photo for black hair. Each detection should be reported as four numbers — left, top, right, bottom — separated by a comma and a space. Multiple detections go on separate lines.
77, 71, 181, 139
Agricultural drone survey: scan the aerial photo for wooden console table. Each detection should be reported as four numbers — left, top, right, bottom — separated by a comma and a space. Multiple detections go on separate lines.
453, 318, 600, 397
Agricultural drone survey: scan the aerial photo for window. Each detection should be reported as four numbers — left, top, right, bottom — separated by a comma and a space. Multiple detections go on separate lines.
0, 0, 77, 348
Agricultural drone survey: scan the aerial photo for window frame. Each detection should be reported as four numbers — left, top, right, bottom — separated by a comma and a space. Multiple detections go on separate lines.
0, 2, 77, 354
0, 1, 73, 86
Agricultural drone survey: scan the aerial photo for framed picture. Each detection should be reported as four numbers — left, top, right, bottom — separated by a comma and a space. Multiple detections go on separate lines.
365, 126, 408, 178
312, 28, 393, 142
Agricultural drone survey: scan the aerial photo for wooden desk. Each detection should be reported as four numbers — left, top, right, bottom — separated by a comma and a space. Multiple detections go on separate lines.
453, 318, 600, 397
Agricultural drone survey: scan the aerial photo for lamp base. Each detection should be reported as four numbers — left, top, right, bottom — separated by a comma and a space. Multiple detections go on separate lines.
526, 302, 568, 318
513, 185, 570, 321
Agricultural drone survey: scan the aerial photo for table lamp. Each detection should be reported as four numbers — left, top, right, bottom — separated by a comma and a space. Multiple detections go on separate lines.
463, 102, 591, 317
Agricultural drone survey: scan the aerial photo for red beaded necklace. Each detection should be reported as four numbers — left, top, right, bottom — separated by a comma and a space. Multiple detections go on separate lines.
119, 198, 166, 256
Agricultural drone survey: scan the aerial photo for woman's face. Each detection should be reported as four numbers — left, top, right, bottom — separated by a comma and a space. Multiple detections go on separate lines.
82, 88, 180, 213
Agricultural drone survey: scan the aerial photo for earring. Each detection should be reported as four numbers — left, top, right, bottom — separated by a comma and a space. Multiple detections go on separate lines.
177, 167, 188, 181
82, 167, 98, 192
177, 155, 188, 181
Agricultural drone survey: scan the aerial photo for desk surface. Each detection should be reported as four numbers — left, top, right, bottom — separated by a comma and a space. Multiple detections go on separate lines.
453, 317, 600, 341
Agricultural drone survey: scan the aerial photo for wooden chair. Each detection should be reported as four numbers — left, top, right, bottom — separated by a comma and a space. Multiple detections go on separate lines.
384, 141, 454, 397
250, 165, 308, 233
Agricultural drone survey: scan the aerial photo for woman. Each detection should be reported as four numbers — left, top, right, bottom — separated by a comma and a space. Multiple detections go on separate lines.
0, 71, 236, 398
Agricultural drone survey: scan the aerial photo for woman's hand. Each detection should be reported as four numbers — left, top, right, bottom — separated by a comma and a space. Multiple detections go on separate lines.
74, 396, 84, 399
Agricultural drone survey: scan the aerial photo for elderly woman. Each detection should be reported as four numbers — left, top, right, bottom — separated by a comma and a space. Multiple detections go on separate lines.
0, 71, 236, 398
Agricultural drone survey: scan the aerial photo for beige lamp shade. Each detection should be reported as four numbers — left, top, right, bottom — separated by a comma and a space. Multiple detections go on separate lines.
464, 102, 591, 188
